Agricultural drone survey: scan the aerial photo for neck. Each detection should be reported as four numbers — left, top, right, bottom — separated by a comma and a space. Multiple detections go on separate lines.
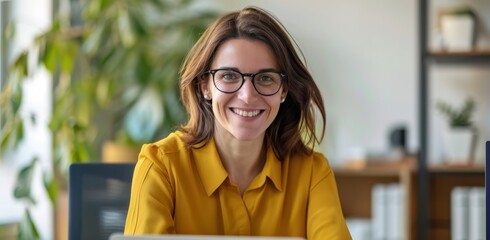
213, 131, 266, 194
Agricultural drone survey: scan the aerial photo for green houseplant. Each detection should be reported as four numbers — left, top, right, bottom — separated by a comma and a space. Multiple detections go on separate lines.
437, 97, 475, 128
436, 97, 477, 164
0, 0, 217, 238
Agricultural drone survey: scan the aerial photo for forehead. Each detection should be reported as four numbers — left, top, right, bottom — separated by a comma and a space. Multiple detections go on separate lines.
211, 38, 278, 72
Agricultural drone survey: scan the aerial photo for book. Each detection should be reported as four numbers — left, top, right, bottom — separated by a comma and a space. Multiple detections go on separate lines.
468, 187, 485, 240
372, 184, 387, 240
346, 218, 371, 240
371, 183, 405, 240
451, 187, 469, 240
451, 186, 485, 240
387, 184, 404, 239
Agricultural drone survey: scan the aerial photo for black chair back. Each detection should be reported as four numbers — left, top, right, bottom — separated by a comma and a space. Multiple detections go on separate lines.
69, 163, 135, 240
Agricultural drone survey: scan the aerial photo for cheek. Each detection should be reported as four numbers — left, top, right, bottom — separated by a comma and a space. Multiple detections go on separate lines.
211, 94, 229, 115
268, 100, 283, 119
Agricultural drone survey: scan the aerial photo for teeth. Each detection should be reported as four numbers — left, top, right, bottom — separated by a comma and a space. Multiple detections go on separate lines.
232, 108, 261, 117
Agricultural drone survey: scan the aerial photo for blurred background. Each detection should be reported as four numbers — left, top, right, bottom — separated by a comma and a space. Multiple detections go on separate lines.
0, 0, 488, 239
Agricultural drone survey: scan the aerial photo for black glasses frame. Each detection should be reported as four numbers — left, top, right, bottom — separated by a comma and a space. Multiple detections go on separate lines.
203, 68, 286, 96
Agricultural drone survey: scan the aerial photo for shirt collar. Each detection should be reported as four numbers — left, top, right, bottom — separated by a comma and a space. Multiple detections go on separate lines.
193, 137, 229, 197
193, 137, 284, 196
257, 145, 283, 192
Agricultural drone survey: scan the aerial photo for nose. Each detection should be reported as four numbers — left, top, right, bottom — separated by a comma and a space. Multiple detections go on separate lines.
237, 77, 259, 104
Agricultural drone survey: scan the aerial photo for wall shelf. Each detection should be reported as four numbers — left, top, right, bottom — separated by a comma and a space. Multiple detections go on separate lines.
418, 0, 489, 239
427, 49, 490, 63
428, 164, 485, 175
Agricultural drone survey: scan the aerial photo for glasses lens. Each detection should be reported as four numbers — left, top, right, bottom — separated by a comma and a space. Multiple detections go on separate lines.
212, 69, 283, 95
253, 72, 282, 95
213, 70, 243, 93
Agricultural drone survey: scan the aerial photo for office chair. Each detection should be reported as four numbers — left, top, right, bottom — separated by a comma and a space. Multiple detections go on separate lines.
69, 163, 135, 240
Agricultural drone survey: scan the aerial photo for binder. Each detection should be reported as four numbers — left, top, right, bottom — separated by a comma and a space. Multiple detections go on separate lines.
451, 187, 469, 240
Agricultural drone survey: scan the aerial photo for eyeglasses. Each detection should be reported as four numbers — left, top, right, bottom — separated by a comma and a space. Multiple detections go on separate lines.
203, 68, 286, 96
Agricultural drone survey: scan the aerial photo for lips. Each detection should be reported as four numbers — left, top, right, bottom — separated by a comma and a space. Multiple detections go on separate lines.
231, 108, 262, 117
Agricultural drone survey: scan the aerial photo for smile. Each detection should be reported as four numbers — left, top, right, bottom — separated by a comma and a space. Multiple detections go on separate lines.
231, 108, 262, 117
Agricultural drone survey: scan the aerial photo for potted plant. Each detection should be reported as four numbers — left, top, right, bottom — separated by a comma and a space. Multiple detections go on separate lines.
436, 97, 477, 164
439, 6, 477, 51
0, 0, 217, 238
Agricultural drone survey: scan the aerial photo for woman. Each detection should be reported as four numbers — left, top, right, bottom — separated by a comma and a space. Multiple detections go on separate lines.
125, 6, 351, 239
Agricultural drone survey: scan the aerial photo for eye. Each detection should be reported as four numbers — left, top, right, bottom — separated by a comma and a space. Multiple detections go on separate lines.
217, 70, 241, 81
255, 73, 279, 85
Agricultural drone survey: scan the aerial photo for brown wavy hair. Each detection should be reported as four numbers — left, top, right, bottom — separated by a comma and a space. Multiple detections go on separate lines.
178, 6, 326, 160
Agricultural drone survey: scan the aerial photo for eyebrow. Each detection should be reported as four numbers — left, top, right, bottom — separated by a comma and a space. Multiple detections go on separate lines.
213, 66, 280, 73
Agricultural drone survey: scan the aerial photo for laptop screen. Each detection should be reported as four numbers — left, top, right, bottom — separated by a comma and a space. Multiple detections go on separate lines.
110, 234, 305, 240
486, 141, 489, 239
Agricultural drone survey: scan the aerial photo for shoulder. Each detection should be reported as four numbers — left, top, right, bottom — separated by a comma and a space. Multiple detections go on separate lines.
138, 131, 189, 171
141, 131, 187, 155
147, 131, 186, 152
288, 151, 333, 188
312, 151, 332, 172
290, 151, 332, 172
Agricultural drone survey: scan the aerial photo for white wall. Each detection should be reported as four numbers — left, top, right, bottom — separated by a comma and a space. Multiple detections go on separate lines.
0, 0, 53, 239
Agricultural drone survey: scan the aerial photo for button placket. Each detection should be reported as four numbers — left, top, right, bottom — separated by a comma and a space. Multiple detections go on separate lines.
219, 181, 251, 235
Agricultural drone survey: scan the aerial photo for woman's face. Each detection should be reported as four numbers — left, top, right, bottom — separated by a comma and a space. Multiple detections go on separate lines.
202, 38, 286, 142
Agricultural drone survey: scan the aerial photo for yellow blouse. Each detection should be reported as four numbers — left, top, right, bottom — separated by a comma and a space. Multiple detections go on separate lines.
124, 131, 351, 239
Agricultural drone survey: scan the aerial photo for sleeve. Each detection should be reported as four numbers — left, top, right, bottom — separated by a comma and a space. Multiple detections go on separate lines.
124, 144, 176, 235
307, 153, 352, 240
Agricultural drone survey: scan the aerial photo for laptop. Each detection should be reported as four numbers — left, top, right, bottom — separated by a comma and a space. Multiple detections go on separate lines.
109, 233, 305, 240
486, 141, 489, 239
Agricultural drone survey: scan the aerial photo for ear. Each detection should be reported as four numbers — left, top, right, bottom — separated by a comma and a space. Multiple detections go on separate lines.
200, 75, 211, 99
281, 88, 288, 100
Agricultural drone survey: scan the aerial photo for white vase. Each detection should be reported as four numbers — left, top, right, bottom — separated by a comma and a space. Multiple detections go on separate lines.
441, 15, 475, 51
443, 127, 475, 164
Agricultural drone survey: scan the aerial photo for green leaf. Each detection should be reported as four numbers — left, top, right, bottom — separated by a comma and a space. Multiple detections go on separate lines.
12, 51, 29, 78
43, 40, 59, 72
17, 209, 40, 240
43, 171, 58, 205
0, 112, 24, 150
13, 157, 38, 204
60, 41, 79, 73
136, 55, 152, 84
117, 9, 136, 47
147, 0, 169, 9
5, 21, 15, 40
13, 119, 24, 149
0, 120, 13, 151
83, 24, 104, 56
30, 113, 37, 125
75, 141, 92, 163
11, 83, 23, 113
85, 0, 101, 19
449, 6, 475, 16
436, 98, 476, 127
128, 8, 149, 37
95, 77, 111, 106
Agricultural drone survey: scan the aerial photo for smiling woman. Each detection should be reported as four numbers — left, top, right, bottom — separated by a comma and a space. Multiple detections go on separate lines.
124, 6, 351, 239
